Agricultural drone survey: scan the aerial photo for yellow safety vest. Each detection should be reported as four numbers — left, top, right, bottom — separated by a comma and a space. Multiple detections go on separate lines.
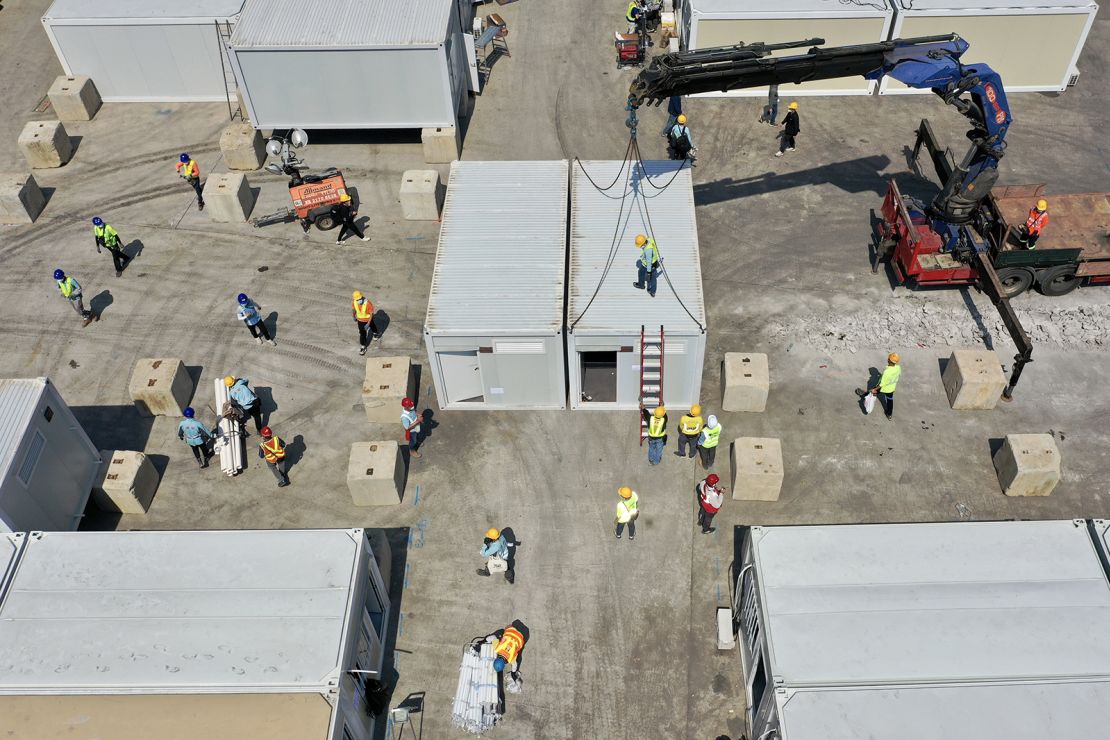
94, 224, 120, 247
701, 425, 721, 448
879, 365, 902, 393
496, 627, 526, 664
626, 1, 639, 22
176, 159, 199, 178
352, 297, 374, 322
679, 414, 703, 435
57, 277, 78, 298
616, 492, 639, 523
261, 436, 285, 463
648, 414, 666, 438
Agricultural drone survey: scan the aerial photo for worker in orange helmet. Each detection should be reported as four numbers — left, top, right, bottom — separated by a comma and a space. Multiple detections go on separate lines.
1018, 199, 1049, 250
857, 352, 901, 420
332, 193, 370, 245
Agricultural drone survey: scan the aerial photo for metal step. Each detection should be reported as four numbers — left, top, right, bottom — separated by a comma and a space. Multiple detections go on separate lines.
642, 371, 660, 381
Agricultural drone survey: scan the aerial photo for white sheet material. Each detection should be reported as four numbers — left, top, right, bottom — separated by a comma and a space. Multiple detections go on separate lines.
452, 641, 503, 734
212, 378, 245, 476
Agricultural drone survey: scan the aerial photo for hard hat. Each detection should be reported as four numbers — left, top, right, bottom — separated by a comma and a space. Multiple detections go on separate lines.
690, 404, 701, 416
224, 376, 236, 387
91, 216, 103, 226
635, 234, 648, 247
493, 657, 508, 672
888, 352, 900, 364
1037, 199, 1048, 211
788, 101, 799, 110
352, 290, 363, 301
260, 426, 273, 437
401, 397, 415, 409
677, 114, 687, 124
339, 193, 352, 202
619, 486, 633, 499
53, 269, 65, 280
707, 415, 718, 428
706, 474, 720, 486
237, 293, 249, 305
179, 153, 190, 163
485, 528, 500, 540
183, 407, 195, 418
653, 406, 666, 418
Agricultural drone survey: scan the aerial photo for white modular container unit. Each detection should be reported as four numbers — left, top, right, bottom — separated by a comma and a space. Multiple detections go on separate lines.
735, 520, 1110, 740
229, 0, 470, 129
425, 161, 569, 409
883, 0, 1099, 94
0, 378, 100, 533
680, 0, 895, 96
568, 161, 707, 411
41, 0, 244, 102
0, 528, 391, 740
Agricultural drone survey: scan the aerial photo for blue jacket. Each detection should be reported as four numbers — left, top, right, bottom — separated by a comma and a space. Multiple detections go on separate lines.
480, 536, 509, 559
228, 379, 257, 409
667, 96, 683, 117
178, 418, 212, 445
237, 301, 261, 326
669, 123, 695, 149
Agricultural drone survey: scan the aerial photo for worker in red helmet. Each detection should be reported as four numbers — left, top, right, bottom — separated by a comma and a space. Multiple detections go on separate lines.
400, 397, 422, 459
258, 426, 289, 487
696, 474, 726, 534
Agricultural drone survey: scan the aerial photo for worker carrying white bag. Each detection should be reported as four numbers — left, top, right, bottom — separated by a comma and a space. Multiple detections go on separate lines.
476, 527, 517, 584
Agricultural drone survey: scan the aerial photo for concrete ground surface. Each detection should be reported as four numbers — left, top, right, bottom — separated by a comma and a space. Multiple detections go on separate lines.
2, 1, 1109, 737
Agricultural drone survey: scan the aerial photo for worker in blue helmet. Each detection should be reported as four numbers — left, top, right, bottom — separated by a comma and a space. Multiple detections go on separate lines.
91, 216, 130, 275
53, 268, 95, 325
474, 620, 528, 682
236, 293, 274, 346
177, 406, 214, 468
175, 152, 205, 210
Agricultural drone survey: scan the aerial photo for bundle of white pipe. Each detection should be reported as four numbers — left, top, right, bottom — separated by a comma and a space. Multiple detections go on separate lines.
212, 378, 245, 476
451, 642, 503, 734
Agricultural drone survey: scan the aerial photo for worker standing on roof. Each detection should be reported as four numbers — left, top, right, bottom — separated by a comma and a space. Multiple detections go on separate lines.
1018, 199, 1049, 249
53, 269, 95, 326
633, 234, 660, 297
92, 217, 130, 276
175, 152, 205, 210
696, 473, 726, 534
258, 426, 290, 487
775, 102, 800, 157
676, 404, 703, 458
332, 193, 370, 245
864, 353, 901, 420
615, 486, 639, 541
225, 376, 263, 432
640, 401, 667, 465
236, 293, 275, 346
351, 290, 380, 355
477, 527, 515, 583
668, 114, 697, 163
697, 415, 721, 469
401, 397, 423, 460
178, 407, 213, 469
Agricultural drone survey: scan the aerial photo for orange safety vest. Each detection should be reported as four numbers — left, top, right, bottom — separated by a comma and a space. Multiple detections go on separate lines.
1025, 208, 1049, 235
261, 436, 285, 463
495, 626, 525, 664
176, 159, 200, 179
352, 297, 374, 322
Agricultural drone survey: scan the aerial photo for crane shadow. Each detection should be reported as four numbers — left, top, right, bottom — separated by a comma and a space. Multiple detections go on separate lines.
692, 155, 892, 205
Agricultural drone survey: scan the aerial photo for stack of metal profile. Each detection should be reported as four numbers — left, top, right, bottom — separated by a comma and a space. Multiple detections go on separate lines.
451, 641, 503, 734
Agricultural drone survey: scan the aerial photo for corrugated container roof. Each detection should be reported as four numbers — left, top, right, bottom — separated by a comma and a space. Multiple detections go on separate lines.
0, 534, 23, 606
426, 161, 569, 335
0, 529, 364, 693
751, 520, 1110, 688
232, 0, 452, 48
690, 0, 890, 15
896, 0, 1094, 10
0, 380, 46, 480
43, 0, 244, 21
569, 161, 706, 335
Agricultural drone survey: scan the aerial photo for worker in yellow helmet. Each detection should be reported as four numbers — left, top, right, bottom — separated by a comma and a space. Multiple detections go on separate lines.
775, 101, 800, 157
1018, 198, 1049, 250
477, 527, 515, 583
351, 290, 380, 355
859, 353, 902, 420
676, 404, 704, 459
616, 486, 640, 541
332, 192, 370, 245
640, 401, 668, 465
633, 233, 660, 297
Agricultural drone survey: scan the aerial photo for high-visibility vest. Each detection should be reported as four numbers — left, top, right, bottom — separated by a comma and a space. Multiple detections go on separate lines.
1025, 208, 1049, 235
616, 492, 639, 523
701, 425, 721, 449
495, 626, 525, 664
626, 1, 639, 22
261, 436, 286, 463
879, 364, 901, 393
176, 159, 199, 179
638, 240, 659, 269
679, 414, 703, 435
57, 277, 79, 298
94, 224, 120, 247
353, 297, 374, 322
648, 414, 666, 438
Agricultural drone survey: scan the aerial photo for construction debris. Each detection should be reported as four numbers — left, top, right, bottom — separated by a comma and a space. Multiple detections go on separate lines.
452, 641, 503, 734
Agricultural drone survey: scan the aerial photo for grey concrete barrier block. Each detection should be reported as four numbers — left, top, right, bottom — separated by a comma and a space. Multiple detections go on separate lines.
722, 353, 769, 412
129, 358, 192, 417
202, 172, 256, 223
220, 123, 266, 171
19, 120, 74, 169
363, 356, 416, 424
399, 170, 444, 221
730, 437, 783, 501
943, 349, 1007, 410
47, 75, 102, 121
93, 450, 159, 514
0, 172, 47, 224
347, 441, 405, 506
993, 433, 1060, 497
421, 126, 459, 164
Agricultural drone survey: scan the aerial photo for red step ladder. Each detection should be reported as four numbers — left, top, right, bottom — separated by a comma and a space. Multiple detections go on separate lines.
639, 324, 665, 445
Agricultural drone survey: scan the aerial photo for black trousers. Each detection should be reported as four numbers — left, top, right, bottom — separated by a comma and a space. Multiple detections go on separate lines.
698, 507, 716, 532
246, 321, 272, 340
338, 216, 365, 241
699, 445, 717, 469
104, 247, 129, 272
357, 319, 379, 348
241, 403, 263, 431
616, 520, 636, 538
879, 391, 895, 417
779, 133, 796, 153
189, 442, 208, 463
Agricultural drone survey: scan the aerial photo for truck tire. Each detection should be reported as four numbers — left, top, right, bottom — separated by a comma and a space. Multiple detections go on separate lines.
1037, 264, 1081, 297
313, 213, 337, 231
994, 267, 1034, 298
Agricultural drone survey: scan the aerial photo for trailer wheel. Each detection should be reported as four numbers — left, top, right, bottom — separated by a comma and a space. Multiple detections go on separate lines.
994, 267, 1034, 298
1037, 265, 1081, 297
314, 213, 338, 231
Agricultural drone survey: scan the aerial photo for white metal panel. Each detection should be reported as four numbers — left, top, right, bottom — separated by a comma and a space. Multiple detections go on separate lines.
689, 0, 890, 15
0, 529, 368, 694
893, 0, 1095, 9
438, 351, 484, 403
426, 161, 569, 335
750, 521, 1110, 688
568, 161, 706, 335
0, 380, 44, 482
43, 0, 244, 23
231, 0, 453, 48
0, 534, 24, 608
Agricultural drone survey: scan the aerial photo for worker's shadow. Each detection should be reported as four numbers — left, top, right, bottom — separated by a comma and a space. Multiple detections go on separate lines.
856, 368, 882, 415
500, 527, 522, 572
284, 434, 306, 468
122, 239, 144, 265
255, 386, 276, 427
418, 409, 439, 440
264, 311, 279, 339
373, 310, 391, 340
89, 290, 113, 317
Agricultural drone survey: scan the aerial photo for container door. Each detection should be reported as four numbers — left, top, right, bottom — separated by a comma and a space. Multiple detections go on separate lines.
439, 351, 484, 403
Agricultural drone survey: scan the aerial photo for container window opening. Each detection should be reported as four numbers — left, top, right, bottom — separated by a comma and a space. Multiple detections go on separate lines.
580, 351, 616, 403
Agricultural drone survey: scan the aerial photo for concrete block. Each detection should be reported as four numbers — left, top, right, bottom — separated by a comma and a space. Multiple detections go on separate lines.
347, 441, 405, 506
93, 450, 159, 514
128, 358, 192, 417
421, 126, 459, 163
219, 123, 266, 171
18, 120, 73, 168
730, 437, 784, 501
993, 434, 1061, 497
47, 75, 102, 121
716, 607, 736, 650
399, 170, 444, 221
202, 173, 255, 223
363, 356, 416, 424
0, 173, 47, 224
943, 349, 1007, 410
722, 353, 769, 412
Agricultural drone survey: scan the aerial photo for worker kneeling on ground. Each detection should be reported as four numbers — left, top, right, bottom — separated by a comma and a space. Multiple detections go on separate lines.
1018, 199, 1049, 249
475, 619, 529, 688
477, 527, 516, 584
